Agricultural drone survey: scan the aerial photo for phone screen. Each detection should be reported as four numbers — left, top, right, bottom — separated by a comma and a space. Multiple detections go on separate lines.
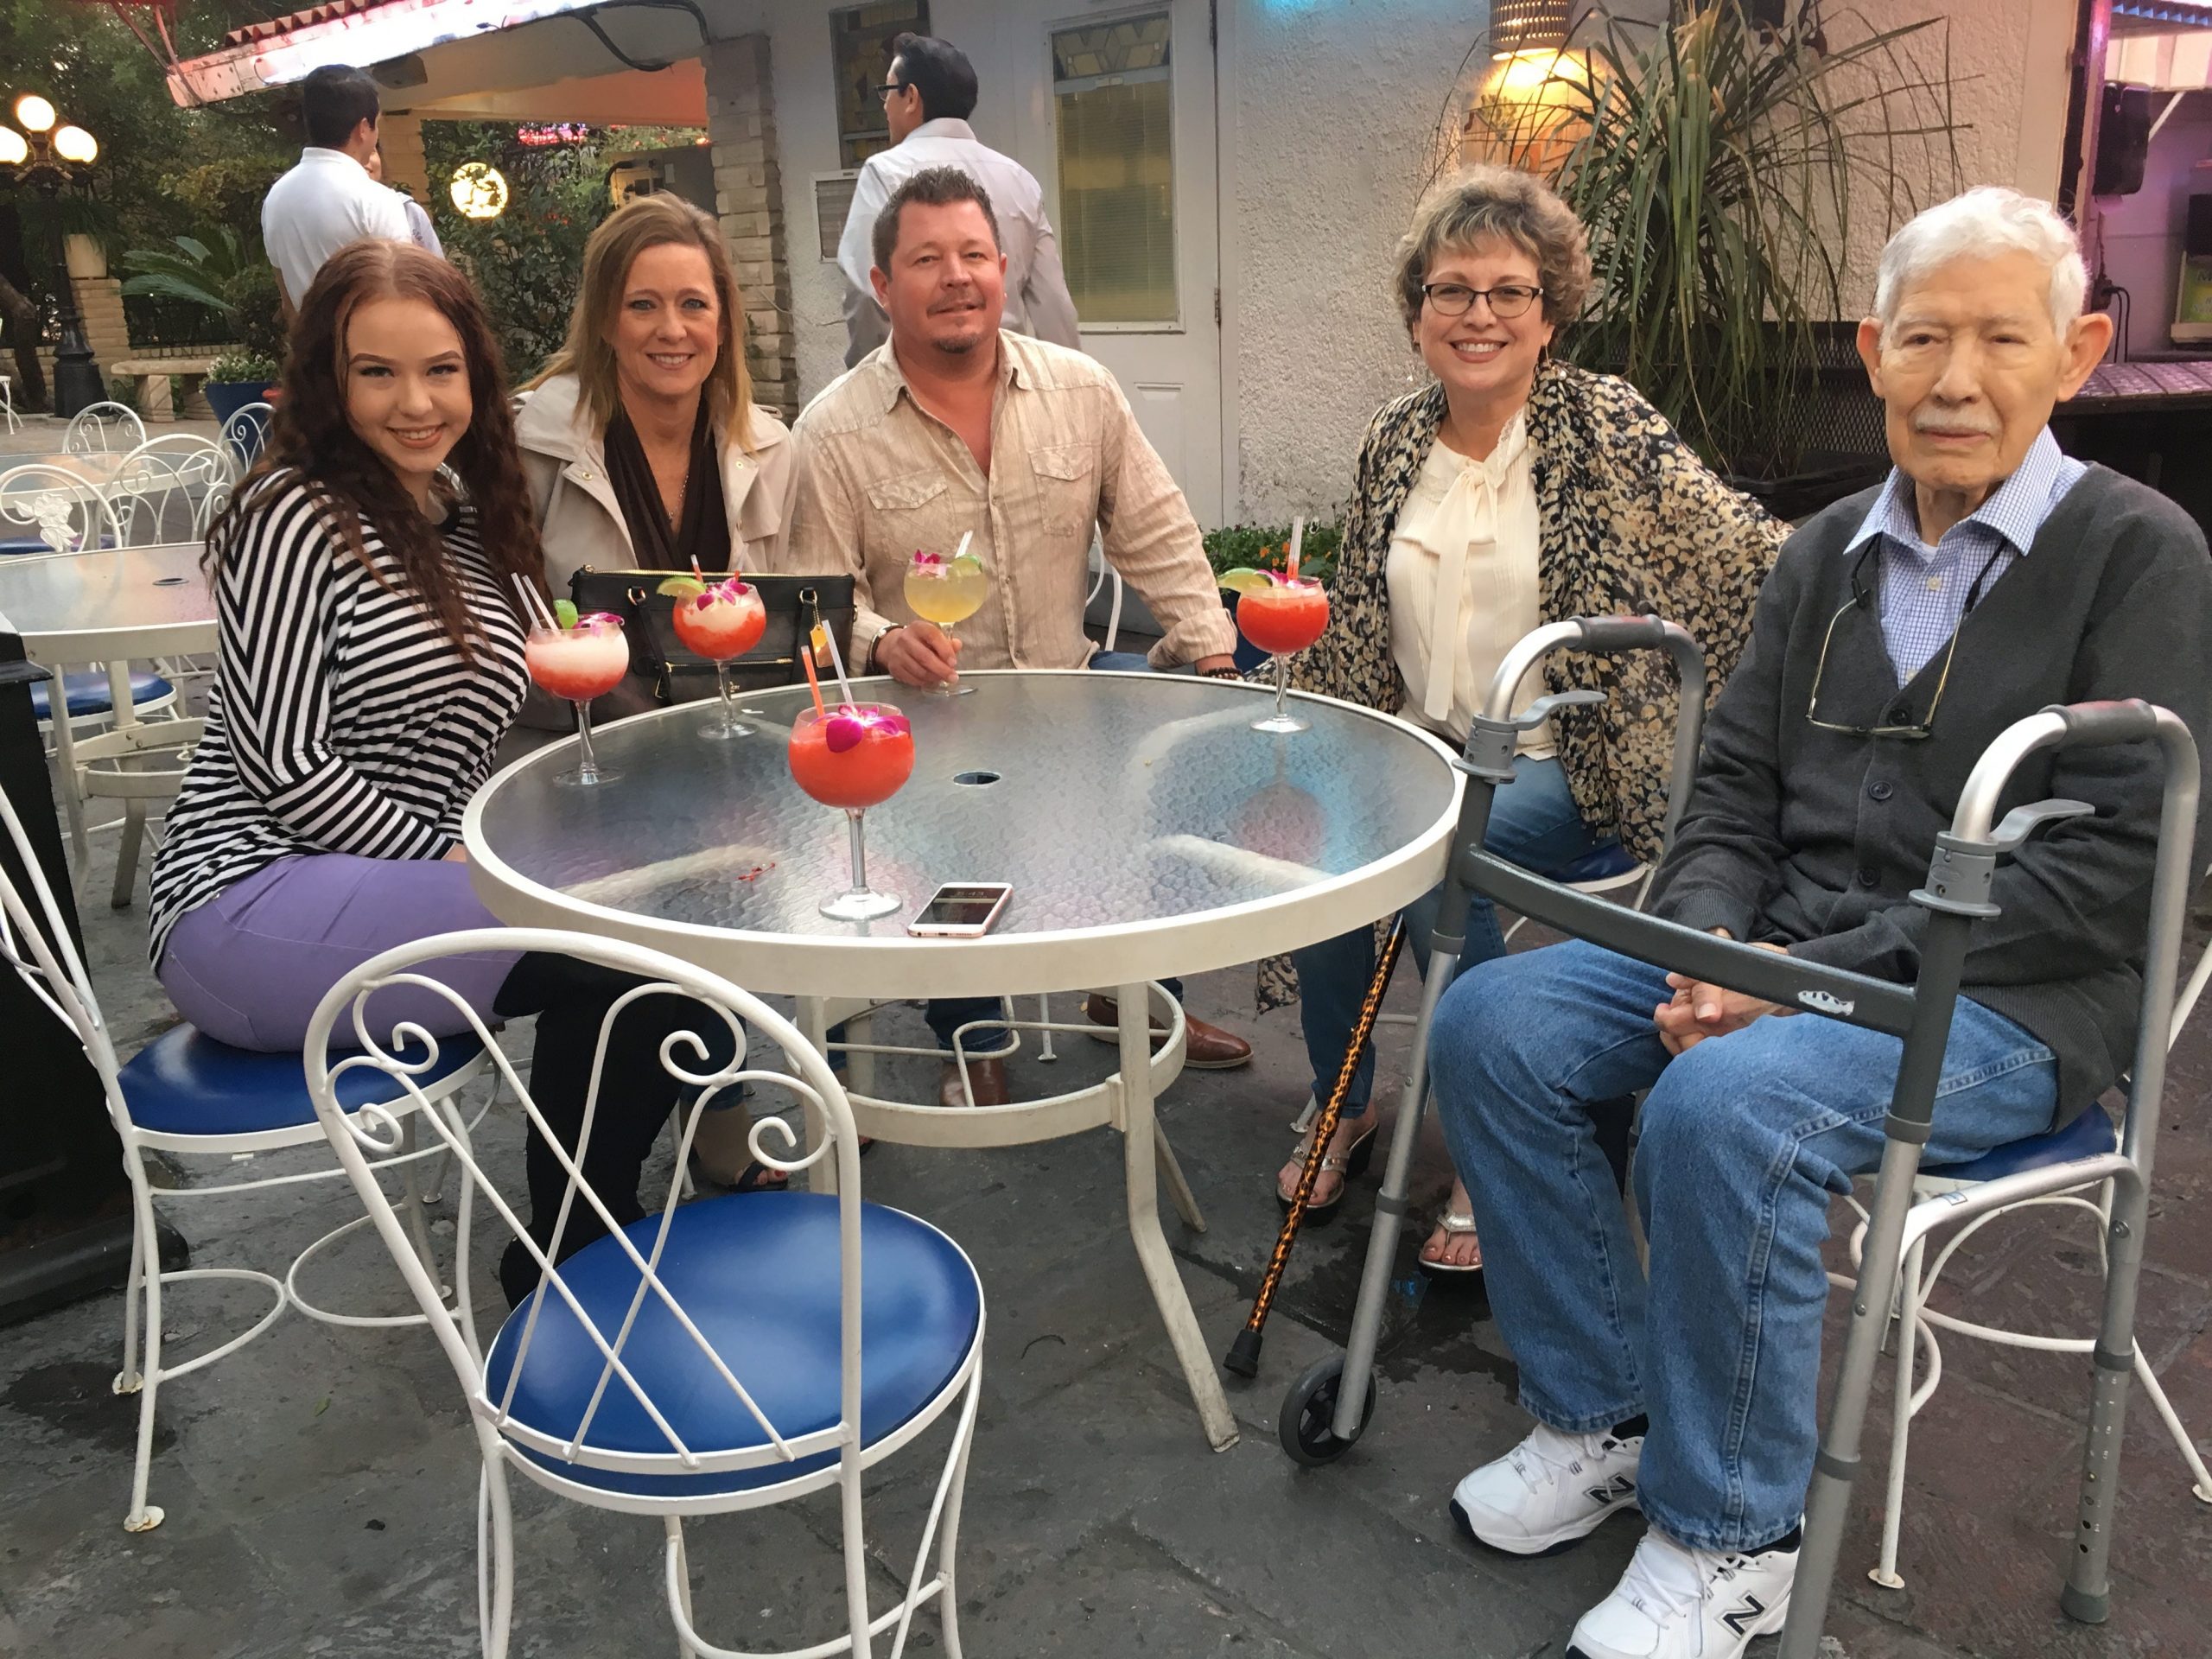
916, 885, 1008, 928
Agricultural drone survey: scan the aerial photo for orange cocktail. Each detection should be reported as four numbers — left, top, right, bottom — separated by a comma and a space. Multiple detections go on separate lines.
1221, 569, 1331, 734
789, 701, 914, 918
663, 575, 768, 740
525, 612, 630, 784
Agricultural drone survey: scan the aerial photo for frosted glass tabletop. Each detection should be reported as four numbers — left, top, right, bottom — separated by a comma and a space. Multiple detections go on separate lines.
0, 542, 213, 659
465, 671, 1461, 1000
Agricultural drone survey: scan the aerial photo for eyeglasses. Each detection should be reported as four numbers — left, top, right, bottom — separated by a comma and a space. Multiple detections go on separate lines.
1806, 544, 2003, 740
1421, 282, 1543, 320
877, 80, 909, 103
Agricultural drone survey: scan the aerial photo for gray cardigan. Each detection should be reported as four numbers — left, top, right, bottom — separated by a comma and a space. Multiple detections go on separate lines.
1652, 463, 2212, 1120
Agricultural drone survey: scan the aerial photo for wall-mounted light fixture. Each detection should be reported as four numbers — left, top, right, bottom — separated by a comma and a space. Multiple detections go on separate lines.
1491, 0, 1570, 59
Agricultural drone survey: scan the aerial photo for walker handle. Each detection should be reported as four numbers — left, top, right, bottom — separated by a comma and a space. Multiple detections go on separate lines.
1573, 614, 1673, 652
2046, 699, 2161, 750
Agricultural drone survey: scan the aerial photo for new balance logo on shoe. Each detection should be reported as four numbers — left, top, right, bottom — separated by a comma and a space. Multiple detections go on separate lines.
1720, 1594, 1768, 1637
1583, 1473, 1636, 1508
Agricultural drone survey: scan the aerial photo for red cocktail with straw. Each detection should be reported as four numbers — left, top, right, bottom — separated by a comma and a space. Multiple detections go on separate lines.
1221, 516, 1329, 734
516, 581, 629, 785
660, 571, 768, 740
790, 624, 913, 919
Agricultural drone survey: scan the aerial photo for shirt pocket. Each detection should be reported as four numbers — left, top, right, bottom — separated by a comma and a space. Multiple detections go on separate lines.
863, 467, 951, 516
1028, 442, 1100, 539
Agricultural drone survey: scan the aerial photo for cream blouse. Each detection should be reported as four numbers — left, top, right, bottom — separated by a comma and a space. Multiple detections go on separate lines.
1383, 409, 1552, 753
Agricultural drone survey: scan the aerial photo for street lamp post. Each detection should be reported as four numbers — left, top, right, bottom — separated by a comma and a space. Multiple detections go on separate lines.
0, 95, 104, 417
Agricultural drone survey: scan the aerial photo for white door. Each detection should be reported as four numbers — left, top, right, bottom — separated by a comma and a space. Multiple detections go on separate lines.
1009, 1, 1224, 526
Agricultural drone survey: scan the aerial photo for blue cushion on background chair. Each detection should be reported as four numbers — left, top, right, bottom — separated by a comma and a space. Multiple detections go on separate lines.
30, 670, 174, 721
486, 1192, 982, 1499
1922, 1104, 2119, 1183
119, 1025, 485, 1137
1558, 842, 1641, 885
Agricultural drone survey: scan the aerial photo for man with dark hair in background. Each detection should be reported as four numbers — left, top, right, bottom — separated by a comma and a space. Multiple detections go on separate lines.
834, 32, 1080, 368
261, 64, 410, 312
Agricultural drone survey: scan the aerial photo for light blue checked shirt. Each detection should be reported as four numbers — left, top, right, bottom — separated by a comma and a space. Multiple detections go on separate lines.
1845, 428, 2086, 685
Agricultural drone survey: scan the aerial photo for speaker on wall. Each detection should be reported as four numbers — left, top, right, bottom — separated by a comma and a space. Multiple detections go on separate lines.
2094, 84, 2151, 198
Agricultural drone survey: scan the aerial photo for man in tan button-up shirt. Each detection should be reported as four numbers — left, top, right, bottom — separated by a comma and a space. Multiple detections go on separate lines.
783, 175, 1236, 685
779, 165, 1250, 1096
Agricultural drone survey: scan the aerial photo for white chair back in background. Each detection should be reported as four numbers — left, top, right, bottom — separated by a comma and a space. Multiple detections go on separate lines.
111, 435, 235, 546
0, 461, 122, 553
63, 400, 148, 455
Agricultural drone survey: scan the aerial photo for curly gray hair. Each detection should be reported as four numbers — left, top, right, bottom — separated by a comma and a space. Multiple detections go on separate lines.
1391, 164, 1592, 338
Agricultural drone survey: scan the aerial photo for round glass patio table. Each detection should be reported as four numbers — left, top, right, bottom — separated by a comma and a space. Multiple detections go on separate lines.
463, 669, 1463, 1449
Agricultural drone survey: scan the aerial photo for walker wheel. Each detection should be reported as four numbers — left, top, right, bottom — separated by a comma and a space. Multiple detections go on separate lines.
1279, 1353, 1376, 1466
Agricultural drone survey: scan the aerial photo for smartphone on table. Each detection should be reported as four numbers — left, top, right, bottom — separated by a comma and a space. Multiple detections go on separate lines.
906, 882, 1013, 938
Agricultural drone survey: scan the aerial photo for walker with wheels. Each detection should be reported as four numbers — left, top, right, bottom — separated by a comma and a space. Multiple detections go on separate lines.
1266, 613, 2200, 1656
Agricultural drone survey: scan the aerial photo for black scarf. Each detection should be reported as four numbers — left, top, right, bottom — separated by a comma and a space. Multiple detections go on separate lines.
603, 398, 731, 572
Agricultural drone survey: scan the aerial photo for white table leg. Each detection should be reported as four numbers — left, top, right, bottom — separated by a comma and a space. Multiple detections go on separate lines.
42, 658, 91, 880
1117, 981, 1237, 1451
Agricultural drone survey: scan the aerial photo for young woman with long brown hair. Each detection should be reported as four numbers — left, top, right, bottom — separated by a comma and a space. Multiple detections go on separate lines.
149, 239, 731, 1303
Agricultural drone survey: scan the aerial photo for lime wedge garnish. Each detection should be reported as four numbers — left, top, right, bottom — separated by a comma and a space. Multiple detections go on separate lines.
656, 575, 708, 600
551, 599, 578, 630
950, 552, 985, 577
1217, 567, 1273, 596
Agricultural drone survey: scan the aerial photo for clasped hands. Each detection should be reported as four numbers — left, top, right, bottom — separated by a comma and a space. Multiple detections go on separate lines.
1653, 930, 1792, 1057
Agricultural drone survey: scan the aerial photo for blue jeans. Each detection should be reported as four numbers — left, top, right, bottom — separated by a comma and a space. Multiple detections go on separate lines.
919, 649, 1176, 1055
1293, 753, 1611, 1112
1430, 938, 2060, 1552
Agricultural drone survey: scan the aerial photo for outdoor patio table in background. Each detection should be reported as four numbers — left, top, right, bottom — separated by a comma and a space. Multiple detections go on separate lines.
463, 669, 1464, 1450
0, 541, 213, 875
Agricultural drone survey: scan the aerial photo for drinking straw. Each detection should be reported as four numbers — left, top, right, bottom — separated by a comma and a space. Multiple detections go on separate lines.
953, 529, 973, 563
1286, 515, 1306, 581
816, 620, 860, 708
798, 625, 828, 717
512, 573, 556, 630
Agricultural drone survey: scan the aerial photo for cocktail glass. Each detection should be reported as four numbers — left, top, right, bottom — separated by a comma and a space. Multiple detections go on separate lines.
788, 700, 916, 920
1227, 572, 1330, 734
665, 575, 769, 740
525, 613, 631, 785
901, 548, 988, 697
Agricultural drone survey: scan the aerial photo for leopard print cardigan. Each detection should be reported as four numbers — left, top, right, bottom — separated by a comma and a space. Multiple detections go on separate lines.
1256, 362, 1788, 1009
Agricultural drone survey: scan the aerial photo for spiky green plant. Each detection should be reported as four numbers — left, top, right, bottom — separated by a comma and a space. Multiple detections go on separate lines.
1446, 2, 1960, 476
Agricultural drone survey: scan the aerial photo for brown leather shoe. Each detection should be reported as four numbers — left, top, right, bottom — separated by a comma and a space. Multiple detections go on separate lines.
1083, 994, 1253, 1071
938, 1055, 1009, 1109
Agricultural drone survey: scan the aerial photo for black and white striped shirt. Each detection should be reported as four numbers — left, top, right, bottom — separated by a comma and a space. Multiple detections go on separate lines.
149, 475, 529, 964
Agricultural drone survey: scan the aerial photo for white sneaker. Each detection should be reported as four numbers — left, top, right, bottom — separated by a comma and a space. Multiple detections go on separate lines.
1449, 1421, 1644, 1556
1567, 1528, 1797, 1659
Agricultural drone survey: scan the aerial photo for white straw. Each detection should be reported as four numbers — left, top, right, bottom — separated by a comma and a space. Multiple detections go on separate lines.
817, 621, 860, 709
512, 573, 556, 630
1287, 516, 1306, 581
953, 529, 973, 563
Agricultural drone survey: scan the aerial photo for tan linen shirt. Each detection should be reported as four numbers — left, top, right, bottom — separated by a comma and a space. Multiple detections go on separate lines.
781, 332, 1236, 671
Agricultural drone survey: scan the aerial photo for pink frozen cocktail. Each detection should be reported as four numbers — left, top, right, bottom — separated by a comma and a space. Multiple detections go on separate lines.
526, 611, 629, 785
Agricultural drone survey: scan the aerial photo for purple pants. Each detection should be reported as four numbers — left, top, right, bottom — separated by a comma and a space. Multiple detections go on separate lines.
157, 854, 523, 1052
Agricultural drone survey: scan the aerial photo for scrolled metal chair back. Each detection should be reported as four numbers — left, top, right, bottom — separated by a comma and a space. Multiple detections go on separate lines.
63, 400, 147, 456
302, 929, 867, 1485
0, 461, 122, 553
111, 437, 235, 545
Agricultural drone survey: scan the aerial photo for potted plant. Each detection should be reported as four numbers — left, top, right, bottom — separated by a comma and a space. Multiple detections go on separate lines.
121, 228, 286, 432
1452, 1, 1961, 517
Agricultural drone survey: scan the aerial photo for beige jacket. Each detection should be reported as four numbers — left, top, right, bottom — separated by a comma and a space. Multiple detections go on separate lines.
515, 373, 798, 596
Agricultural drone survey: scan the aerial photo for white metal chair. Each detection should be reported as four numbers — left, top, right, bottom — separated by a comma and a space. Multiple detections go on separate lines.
1833, 893, 2212, 1592
219, 399, 274, 471
307, 928, 985, 1659
0, 459, 120, 553
0, 785, 494, 1532
110, 435, 235, 546
0, 371, 18, 435
1086, 527, 1125, 654
63, 399, 147, 455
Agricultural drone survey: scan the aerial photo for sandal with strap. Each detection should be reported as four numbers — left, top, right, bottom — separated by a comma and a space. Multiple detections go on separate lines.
1274, 1112, 1378, 1227
1417, 1208, 1485, 1278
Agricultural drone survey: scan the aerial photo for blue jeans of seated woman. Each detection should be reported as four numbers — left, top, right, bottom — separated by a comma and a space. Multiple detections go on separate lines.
1293, 753, 1611, 1116
921, 648, 1179, 1058
1432, 938, 2059, 1552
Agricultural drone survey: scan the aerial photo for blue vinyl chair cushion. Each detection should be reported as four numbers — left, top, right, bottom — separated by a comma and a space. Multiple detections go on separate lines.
1558, 842, 1641, 885
0, 536, 118, 556
119, 1024, 485, 1137
31, 670, 174, 721
486, 1192, 982, 1499
1922, 1104, 2119, 1183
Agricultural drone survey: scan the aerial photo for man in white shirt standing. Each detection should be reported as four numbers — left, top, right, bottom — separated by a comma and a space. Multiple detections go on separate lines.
261, 65, 411, 312
835, 33, 1082, 369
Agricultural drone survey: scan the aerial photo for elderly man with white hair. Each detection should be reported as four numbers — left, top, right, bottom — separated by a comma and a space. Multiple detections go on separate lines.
1425, 187, 2212, 1659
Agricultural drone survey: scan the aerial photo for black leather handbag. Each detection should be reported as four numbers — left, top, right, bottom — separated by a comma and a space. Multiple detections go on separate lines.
566, 567, 859, 719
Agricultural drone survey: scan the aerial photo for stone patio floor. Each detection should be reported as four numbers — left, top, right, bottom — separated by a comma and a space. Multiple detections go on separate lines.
3, 525, 2209, 1656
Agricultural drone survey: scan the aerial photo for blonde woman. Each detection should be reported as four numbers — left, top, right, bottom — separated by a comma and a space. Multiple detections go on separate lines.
519, 193, 795, 593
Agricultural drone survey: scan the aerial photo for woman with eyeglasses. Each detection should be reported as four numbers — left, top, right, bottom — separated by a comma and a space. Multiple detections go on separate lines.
1262, 165, 1787, 1275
